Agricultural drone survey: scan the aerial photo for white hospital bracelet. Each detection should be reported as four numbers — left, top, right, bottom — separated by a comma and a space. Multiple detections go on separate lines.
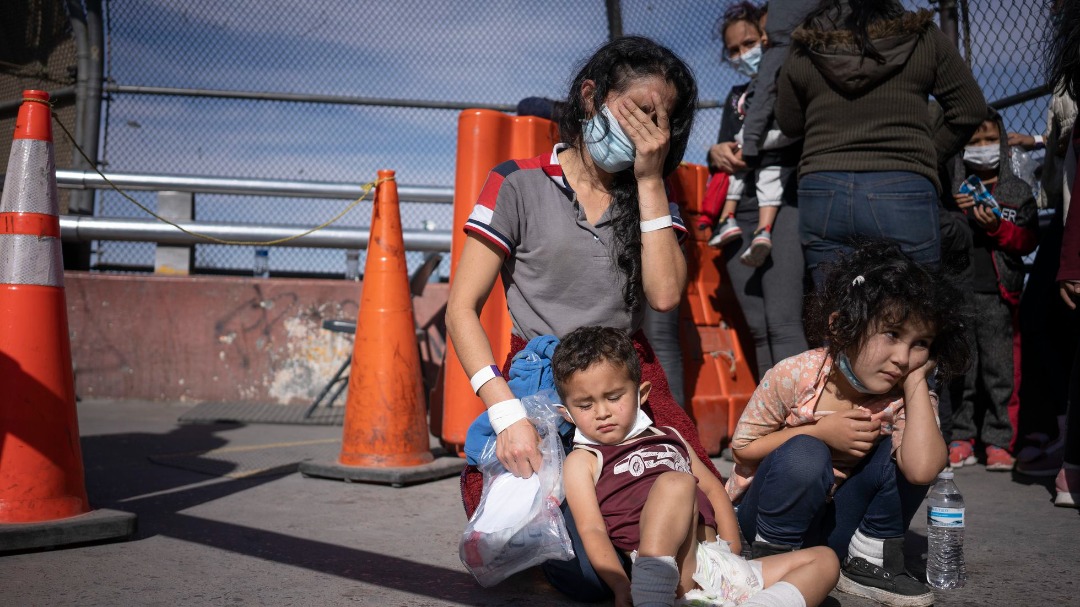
488, 398, 528, 434
639, 215, 673, 232
469, 364, 501, 394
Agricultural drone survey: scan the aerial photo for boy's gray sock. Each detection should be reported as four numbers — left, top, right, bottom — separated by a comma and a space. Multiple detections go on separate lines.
631, 555, 679, 607
847, 529, 884, 567
739, 581, 806, 607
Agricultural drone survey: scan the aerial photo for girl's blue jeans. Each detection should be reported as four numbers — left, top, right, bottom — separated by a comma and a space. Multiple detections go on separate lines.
735, 434, 930, 560
797, 171, 941, 286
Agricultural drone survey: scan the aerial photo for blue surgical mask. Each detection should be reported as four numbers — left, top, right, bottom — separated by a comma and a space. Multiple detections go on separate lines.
583, 105, 636, 173
729, 44, 763, 78
835, 351, 877, 394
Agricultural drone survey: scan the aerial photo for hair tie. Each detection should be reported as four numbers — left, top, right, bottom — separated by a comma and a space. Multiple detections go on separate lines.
852, 275, 865, 286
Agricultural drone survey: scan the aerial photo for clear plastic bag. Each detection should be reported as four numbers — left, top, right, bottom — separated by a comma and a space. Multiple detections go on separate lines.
459, 390, 574, 587
1010, 145, 1041, 195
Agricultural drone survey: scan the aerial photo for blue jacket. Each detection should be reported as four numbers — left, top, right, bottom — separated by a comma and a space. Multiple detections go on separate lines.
463, 335, 569, 464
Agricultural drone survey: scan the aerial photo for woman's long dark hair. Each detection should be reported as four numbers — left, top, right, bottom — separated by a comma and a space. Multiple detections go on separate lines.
1047, 0, 1080, 100
802, 0, 906, 63
558, 36, 698, 312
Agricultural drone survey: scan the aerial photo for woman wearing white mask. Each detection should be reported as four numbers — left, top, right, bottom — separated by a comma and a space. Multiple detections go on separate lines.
447, 36, 722, 602
776, 0, 986, 284
707, 2, 810, 379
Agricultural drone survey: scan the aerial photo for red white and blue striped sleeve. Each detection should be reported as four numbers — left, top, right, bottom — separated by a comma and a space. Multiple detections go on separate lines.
670, 201, 689, 244
463, 160, 521, 257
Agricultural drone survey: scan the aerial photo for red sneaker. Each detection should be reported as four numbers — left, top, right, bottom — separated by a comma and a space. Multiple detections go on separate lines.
985, 445, 1015, 471
948, 440, 976, 468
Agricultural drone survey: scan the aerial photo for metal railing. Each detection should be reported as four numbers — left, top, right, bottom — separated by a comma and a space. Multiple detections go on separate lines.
53, 169, 455, 251
59, 215, 452, 251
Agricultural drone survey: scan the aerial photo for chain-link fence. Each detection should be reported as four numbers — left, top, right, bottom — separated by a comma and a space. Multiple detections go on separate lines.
2, 0, 1058, 275
1, 0, 78, 214
959, 0, 1050, 134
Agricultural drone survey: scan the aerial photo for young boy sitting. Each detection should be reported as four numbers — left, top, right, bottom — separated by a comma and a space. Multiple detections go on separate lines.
554, 326, 838, 607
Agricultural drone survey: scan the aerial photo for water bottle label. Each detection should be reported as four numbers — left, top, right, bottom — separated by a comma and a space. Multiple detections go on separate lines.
929, 506, 964, 528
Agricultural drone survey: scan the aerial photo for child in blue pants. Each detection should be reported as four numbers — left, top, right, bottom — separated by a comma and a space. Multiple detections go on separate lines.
727, 241, 970, 607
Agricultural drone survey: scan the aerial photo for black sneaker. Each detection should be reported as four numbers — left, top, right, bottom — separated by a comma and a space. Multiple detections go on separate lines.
836, 556, 934, 607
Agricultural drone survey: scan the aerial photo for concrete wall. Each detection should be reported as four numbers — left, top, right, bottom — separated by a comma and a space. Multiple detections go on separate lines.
65, 272, 448, 403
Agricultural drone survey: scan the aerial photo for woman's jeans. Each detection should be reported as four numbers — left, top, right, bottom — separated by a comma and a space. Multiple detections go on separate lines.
798, 171, 941, 286
736, 435, 930, 560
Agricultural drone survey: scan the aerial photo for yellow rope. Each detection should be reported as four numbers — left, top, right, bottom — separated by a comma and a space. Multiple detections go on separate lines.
46, 100, 387, 246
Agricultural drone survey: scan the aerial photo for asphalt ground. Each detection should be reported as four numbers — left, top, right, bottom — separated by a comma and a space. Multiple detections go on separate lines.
2, 399, 1077, 606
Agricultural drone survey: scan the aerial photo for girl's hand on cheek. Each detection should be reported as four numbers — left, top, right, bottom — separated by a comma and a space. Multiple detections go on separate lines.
903, 358, 936, 392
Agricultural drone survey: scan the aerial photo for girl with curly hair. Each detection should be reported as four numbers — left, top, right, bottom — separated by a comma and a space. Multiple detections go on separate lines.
726, 240, 970, 607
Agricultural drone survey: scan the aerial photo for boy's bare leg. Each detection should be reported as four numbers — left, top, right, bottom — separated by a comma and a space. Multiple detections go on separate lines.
757, 204, 779, 230
719, 198, 738, 224
638, 471, 700, 596
757, 546, 840, 607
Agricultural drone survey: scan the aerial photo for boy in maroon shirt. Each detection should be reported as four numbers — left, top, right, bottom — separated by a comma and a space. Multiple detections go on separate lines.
555, 326, 837, 607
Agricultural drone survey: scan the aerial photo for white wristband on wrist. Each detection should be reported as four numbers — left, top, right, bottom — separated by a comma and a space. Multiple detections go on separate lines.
639, 215, 673, 233
488, 398, 527, 434
469, 364, 501, 394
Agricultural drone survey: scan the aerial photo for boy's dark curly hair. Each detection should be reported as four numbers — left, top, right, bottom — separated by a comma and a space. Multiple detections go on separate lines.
806, 240, 971, 381
552, 326, 642, 398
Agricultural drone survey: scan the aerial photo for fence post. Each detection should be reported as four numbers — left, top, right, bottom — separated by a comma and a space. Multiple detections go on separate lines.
937, 0, 960, 48
64, 0, 104, 271
606, 0, 623, 40
154, 191, 195, 275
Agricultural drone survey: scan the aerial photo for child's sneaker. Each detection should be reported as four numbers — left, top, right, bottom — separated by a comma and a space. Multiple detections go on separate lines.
835, 539, 934, 607
1055, 464, 1080, 508
707, 217, 741, 248
739, 227, 772, 267
985, 445, 1015, 471
948, 440, 976, 468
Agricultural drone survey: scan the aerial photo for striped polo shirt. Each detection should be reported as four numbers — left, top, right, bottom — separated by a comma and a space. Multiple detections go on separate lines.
464, 145, 687, 339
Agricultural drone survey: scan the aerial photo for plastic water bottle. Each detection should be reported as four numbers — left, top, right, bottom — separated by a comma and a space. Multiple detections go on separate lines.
344, 249, 360, 281
926, 470, 966, 589
253, 248, 270, 278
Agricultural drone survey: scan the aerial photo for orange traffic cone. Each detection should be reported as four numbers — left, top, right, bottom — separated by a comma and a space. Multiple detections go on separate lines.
299, 170, 462, 486
0, 90, 135, 551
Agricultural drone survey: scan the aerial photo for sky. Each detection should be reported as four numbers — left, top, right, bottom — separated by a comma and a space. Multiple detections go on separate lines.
91, 0, 1051, 275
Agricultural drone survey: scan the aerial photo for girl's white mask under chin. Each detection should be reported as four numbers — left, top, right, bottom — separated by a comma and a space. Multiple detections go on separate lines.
569, 393, 654, 445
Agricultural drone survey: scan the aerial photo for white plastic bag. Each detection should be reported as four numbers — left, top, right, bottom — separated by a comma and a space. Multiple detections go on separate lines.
459, 390, 574, 587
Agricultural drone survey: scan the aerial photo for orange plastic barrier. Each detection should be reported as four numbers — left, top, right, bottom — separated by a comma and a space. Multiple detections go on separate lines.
434, 110, 558, 453
667, 163, 758, 455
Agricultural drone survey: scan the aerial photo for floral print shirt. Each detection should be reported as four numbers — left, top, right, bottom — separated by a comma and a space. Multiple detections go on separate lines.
725, 348, 938, 502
